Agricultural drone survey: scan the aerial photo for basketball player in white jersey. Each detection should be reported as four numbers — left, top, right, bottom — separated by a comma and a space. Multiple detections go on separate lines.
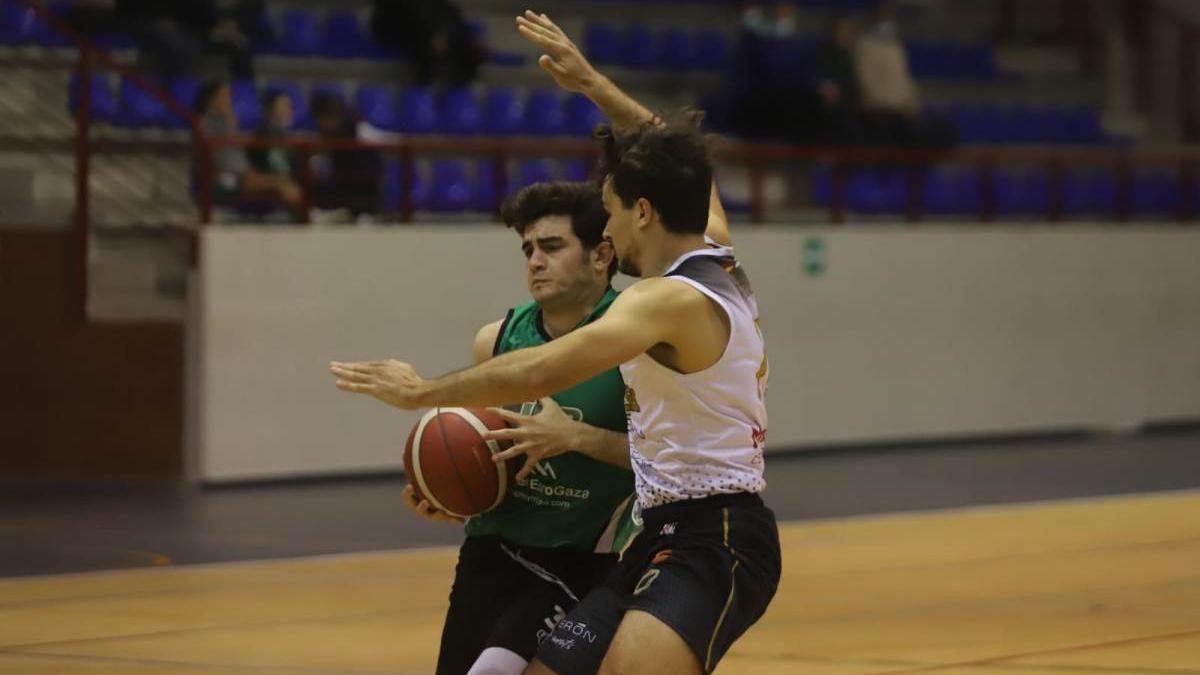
331, 11, 780, 674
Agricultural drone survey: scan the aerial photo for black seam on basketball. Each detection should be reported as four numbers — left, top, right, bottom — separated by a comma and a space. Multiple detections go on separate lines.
433, 408, 478, 515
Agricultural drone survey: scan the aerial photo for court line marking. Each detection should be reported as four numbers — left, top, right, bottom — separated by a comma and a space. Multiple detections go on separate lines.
0, 649, 423, 675
867, 627, 1200, 675
0, 606, 419, 653
725, 650, 1200, 675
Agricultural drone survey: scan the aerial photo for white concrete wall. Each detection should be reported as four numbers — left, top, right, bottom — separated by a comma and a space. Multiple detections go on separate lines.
192, 225, 1200, 481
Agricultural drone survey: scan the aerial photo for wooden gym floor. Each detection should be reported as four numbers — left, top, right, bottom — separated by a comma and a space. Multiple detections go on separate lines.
3, 432, 1200, 673
1, 488, 1199, 674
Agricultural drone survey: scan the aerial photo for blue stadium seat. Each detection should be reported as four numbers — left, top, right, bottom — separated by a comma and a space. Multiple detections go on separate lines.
230, 80, 261, 130
1064, 171, 1116, 213
68, 72, 118, 123
116, 77, 168, 128
484, 87, 524, 136
693, 30, 729, 70
323, 11, 367, 59
584, 23, 620, 65
475, 160, 498, 212
1132, 172, 1179, 214
564, 93, 604, 137
357, 84, 399, 131
514, 159, 555, 193
384, 161, 431, 212
264, 80, 308, 130
562, 159, 591, 182
431, 160, 475, 212
165, 77, 200, 129
441, 87, 482, 135
0, 0, 26, 45
622, 26, 657, 69
994, 170, 1049, 215
278, 10, 321, 56
659, 29, 694, 70
922, 168, 977, 214
399, 87, 437, 134
523, 89, 564, 136
847, 169, 905, 214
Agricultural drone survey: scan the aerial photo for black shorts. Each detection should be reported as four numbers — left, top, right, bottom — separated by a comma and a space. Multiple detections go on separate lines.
536, 493, 782, 675
435, 535, 618, 675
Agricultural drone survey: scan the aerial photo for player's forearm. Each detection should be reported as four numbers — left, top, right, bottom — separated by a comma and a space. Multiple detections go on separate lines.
420, 347, 577, 408
582, 74, 656, 131
571, 425, 632, 470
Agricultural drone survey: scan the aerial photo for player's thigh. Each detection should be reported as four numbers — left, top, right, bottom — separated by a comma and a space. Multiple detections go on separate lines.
598, 609, 701, 675
484, 580, 575, 664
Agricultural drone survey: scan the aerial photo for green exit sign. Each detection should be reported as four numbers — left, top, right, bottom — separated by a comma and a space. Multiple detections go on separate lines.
802, 236, 826, 277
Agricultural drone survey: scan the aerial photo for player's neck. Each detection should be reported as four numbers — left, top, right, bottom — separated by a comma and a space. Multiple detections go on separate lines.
642, 234, 709, 278
541, 283, 609, 339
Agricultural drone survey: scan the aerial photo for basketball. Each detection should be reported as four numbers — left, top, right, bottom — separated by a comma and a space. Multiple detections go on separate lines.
403, 407, 515, 518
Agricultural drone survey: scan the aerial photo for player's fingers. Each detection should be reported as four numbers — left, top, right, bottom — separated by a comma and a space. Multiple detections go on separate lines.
482, 427, 524, 441
335, 380, 377, 394
516, 21, 564, 52
515, 456, 540, 483
487, 407, 526, 424
538, 55, 570, 78
491, 441, 533, 462
329, 367, 371, 383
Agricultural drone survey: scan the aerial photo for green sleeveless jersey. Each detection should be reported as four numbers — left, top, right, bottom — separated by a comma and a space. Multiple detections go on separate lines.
465, 288, 638, 553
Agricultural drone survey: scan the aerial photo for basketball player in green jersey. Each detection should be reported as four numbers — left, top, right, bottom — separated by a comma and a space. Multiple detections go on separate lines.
410, 180, 638, 675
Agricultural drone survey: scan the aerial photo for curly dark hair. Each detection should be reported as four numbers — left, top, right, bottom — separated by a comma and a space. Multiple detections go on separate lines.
594, 112, 712, 235
501, 180, 615, 278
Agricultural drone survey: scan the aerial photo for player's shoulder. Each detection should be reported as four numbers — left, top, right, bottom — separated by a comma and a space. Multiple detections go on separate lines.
473, 316, 508, 362
616, 276, 711, 313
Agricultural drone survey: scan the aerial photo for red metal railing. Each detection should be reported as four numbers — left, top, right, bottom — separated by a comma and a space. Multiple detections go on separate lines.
200, 135, 1200, 226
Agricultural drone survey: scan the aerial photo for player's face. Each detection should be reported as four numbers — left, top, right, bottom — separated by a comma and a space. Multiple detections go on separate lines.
521, 216, 604, 307
602, 178, 642, 278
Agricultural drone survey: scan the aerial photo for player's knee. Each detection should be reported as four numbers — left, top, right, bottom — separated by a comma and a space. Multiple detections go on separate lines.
467, 647, 529, 675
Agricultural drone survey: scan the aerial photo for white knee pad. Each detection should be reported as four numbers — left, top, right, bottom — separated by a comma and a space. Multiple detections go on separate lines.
466, 647, 529, 675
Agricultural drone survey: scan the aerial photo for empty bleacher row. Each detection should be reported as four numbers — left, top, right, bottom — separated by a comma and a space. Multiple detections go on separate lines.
69, 73, 606, 138
813, 166, 1190, 217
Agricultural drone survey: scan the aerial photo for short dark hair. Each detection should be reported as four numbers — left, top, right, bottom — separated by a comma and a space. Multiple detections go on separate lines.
262, 90, 289, 110
194, 80, 228, 115
595, 113, 712, 235
501, 181, 616, 278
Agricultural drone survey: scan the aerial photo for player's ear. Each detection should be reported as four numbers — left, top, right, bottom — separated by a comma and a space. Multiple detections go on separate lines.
636, 197, 653, 228
592, 239, 615, 271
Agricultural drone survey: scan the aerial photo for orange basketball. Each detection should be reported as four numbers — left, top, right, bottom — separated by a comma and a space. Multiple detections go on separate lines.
403, 407, 515, 518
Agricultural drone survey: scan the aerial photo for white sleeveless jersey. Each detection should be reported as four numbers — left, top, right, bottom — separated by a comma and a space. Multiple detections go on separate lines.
620, 245, 769, 509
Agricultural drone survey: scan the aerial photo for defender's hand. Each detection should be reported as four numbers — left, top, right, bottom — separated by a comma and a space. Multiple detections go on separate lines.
515, 10, 600, 94
485, 397, 581, 482
330, 359, 428, 410
402, 484, 464, 524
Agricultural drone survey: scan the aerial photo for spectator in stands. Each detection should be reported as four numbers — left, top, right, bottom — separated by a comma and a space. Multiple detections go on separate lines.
370, 0, 483, 86
248, 91, 294, 180
66, 0, 258, 80
195, 81, 304, 220
722, 2, 822, 143
815, 13, 866, 145
855, 0, 956, 148
309, 93, 383, 223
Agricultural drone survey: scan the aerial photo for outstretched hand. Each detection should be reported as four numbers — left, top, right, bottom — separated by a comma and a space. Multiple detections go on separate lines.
485, 397, 581, 482
330, 360, 428, 410
515, 10, 599, 93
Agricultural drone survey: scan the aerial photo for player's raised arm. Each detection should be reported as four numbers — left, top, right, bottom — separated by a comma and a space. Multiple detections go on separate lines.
330, 277, 688, 409
516, 10, 730, 245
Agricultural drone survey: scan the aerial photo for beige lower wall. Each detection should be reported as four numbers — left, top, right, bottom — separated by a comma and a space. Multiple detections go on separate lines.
192, 225, 1200, 481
